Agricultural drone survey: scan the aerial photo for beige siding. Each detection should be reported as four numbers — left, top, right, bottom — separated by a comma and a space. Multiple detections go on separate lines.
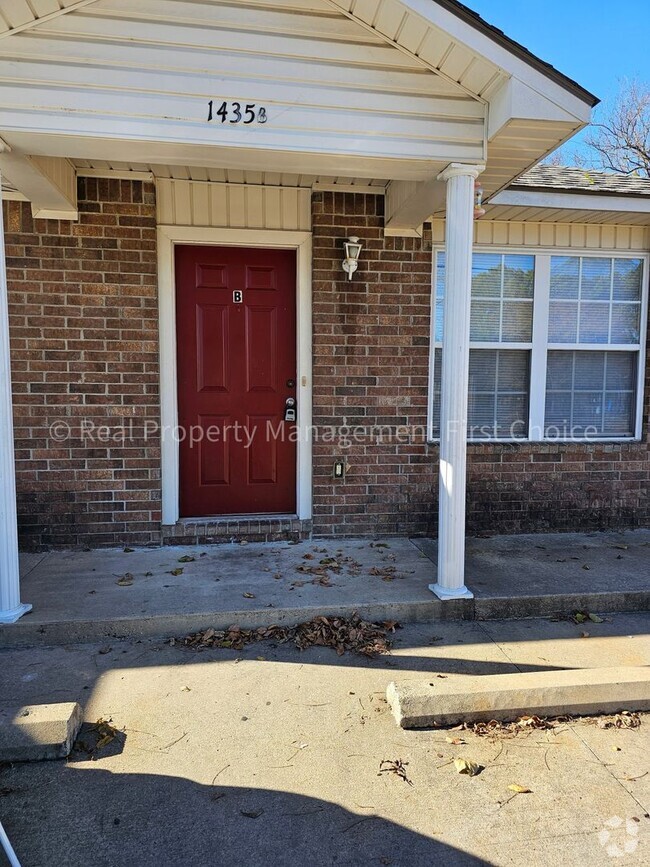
432, 219, 650, 251
0, 0, 485, 169
156, 179, 311, 231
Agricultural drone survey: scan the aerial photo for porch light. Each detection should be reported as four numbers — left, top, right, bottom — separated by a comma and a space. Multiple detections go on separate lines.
474, 180, 486, 219
342, 236, 363, 280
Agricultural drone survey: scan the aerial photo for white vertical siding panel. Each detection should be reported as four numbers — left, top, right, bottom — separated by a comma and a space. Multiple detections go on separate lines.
264, 187, 283, 230
228, 186, 247, 228
600, 225, 616, 248
155, 178, 174, 224
523, 222, 538, 246
210, 185, 228, 227
492, 222, 509, 245
555, 224, 570, 247
630, 227, 645, 250
173, 180, 192, 226
585, 224, 600, 248
508, 222, 524, 245
298, 188, 311, 231
437, 218, 649, 251
570, 224, 586, 248
155, 180, 312, 231
246, 186, 265, 229
474, 221, 492, 245
539, 223, 555, 247
615, 226, 630, 250
190, 182, 210, 227
281, 187, 299, 231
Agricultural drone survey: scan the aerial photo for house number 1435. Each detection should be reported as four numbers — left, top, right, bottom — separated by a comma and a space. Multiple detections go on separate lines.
207, 101, 267, 124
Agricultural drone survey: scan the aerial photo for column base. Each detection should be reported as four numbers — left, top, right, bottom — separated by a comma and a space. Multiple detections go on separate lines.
0, 602, 32, 624
428, 583, 474, 601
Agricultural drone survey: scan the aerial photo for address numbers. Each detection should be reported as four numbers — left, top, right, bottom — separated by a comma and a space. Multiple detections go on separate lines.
207, 101, 267, 124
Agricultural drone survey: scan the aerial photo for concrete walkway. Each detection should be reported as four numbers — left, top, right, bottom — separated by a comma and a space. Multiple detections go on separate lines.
3, 529, 649, 647
0, 615, 648, 866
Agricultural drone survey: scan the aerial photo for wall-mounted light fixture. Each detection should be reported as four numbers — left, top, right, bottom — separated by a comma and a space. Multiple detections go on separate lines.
473, 180, 485, 220
342, 236, 363, 280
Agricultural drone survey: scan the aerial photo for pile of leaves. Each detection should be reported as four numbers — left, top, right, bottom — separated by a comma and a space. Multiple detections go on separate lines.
72, 717, 123, 758
459, 715, 562, 740
460, 710, 642, 740
592, 711, 641, 730
171, 613, 399, 657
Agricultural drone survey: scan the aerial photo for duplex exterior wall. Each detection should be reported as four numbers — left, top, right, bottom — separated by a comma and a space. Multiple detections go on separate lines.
311, 191, 650, 537
4, 181, 650, 548
5, 178, 161, 549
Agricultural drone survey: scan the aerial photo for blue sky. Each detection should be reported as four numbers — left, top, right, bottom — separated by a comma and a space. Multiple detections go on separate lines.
468, 1, 649, 157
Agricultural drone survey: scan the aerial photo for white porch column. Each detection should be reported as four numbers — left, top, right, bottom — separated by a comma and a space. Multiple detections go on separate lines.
0, 175, 31, 622
429, 163, 484, 601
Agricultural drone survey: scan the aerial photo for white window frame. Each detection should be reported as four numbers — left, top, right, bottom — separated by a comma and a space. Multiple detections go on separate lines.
428, 246, 649, 444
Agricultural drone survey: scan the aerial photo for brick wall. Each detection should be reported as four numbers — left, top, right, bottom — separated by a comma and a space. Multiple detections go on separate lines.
311, 191, 650, 537
5, 178, 161, 549
5, 184, 649, 549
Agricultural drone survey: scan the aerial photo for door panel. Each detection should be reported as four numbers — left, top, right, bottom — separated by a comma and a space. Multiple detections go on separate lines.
175, 245, 297, 517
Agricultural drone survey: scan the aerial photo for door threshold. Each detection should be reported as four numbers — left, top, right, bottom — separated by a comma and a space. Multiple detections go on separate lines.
179, 513, 299, 524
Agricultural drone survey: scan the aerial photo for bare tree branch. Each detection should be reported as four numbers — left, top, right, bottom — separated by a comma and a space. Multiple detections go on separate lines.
583, 78, 650, 177
541, 79, 650, 176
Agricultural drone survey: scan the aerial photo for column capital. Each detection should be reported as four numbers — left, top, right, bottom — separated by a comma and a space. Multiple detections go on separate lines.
437, 163, 485, 183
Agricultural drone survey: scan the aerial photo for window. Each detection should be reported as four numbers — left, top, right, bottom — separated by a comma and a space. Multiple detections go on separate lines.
429, 251, 647, 441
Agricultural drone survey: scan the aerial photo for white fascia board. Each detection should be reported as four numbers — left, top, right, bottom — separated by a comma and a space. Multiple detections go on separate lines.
0, 152, 77, 219
491, 189, 650, 214
391, 0, 594, 121
385, 177, 446, 235
487, 78, 584, 140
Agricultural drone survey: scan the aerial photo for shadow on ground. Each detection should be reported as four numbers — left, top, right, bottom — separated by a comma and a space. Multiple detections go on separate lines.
0, 766, 486, 867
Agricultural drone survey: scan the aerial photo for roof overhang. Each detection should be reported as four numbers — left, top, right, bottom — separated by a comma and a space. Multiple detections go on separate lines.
484, 188, 650, 226
0, 0, 597, 231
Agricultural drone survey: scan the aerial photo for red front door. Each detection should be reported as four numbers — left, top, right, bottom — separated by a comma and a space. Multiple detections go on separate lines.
175, 245, 297, 517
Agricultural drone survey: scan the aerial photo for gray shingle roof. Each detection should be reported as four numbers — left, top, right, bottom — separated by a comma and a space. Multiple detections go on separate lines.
511, 165, 650, 197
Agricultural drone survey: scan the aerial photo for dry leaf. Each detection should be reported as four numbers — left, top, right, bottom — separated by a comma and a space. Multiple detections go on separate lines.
243, 592, 255, 599
169, 568, 183, 576
445, 737, 465, 745
178, 555, 195, 563
116, 573, 134, 586
588, 613, 604, 623
174, 613, 397, 657
454, 758, 483, 776
508, 784, 532, 794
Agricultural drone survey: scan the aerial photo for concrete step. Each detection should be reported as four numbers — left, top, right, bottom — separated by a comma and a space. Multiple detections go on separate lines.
387, 666, 650, 728
0, 588, 648, 648
0, 702, 82, 761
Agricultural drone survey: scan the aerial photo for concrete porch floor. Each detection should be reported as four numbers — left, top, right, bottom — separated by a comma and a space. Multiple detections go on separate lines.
2, 528, 648, 647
